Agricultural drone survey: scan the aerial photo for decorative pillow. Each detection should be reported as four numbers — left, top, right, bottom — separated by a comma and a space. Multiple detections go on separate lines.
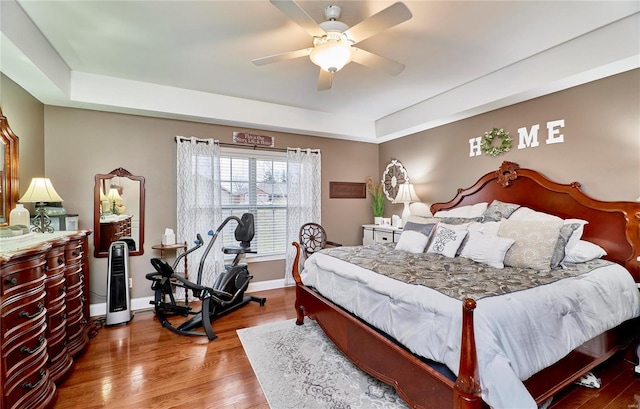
426, 225, 468, 258
508, 208, 588, 254
482, 200, 521, 222
497, 219, 563, 271
434, 202, 488, 218
550, 223, 580, 269
402, 221, 437, 237
563, 240, 607, 263
395, 221, 436, 254
460, 231, 515, 269
395, 230, 432, 254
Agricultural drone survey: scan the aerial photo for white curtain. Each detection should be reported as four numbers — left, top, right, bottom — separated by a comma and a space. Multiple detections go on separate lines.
284, 148, 321, 285
176, 136, 224, 290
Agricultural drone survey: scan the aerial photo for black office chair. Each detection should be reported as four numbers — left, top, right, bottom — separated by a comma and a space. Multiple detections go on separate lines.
299, 222, 342, 258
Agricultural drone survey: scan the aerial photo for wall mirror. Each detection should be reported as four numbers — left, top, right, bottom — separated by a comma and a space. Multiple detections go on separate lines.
0, 108, 19, 225
94, 168, 145, 257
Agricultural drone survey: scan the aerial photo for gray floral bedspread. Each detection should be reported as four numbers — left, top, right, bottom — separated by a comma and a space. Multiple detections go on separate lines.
318, 243, 612, 301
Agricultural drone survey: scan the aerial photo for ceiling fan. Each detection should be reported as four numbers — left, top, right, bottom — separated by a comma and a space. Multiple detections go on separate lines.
252, 0, 412, 91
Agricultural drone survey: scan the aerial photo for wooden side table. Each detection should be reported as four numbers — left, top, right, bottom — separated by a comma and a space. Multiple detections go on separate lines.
152, 242, 189, 304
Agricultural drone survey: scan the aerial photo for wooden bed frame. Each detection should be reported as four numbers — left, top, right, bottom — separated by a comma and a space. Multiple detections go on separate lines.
291, 161, 640, 409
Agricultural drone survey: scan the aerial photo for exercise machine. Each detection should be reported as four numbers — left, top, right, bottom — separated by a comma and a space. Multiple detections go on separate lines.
146, 213, 266, 340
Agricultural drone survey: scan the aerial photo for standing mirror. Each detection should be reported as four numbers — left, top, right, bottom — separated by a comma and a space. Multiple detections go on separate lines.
1, 108, 19, 225
94, 168, 145, 257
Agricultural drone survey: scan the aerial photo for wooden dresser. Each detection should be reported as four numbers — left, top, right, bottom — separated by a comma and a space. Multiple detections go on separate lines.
0, 231, 91, 409
98, 215, 132, 253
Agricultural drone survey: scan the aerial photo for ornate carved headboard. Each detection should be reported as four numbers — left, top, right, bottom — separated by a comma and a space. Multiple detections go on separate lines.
431, 162, 640, 281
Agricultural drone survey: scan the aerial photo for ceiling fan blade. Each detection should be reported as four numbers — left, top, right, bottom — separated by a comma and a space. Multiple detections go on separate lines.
252, 48, 312, 66
317, 69, 332, 91
344, 2, 412, 44
351, 48, 405, 76
270, 0, 326, 38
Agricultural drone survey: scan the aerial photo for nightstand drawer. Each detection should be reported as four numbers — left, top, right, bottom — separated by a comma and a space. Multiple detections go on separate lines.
374, 231, 394, 243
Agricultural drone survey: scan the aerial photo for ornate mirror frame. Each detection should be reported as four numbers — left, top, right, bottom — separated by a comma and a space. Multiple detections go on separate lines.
0, 108, 19, 225
93, 167, 145, 258
382, 159, 408, 201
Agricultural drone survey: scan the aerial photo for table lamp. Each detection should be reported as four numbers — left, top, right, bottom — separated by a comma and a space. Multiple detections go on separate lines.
19, 177, 64, 233
393, 182, 421, 226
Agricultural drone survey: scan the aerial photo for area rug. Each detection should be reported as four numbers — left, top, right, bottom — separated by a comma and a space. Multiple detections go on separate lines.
237, 318, 410, 409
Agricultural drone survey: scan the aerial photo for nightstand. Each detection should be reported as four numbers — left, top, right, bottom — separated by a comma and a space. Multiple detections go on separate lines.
362, 224, 403, 245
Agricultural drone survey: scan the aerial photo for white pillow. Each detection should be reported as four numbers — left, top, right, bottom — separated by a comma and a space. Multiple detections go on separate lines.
426, 226, 468, 258
460, 231, 515, 269
395, 230, 432, 254
563, 218, 588, 252
563, 240, 607, 263
467, 221, 502, 236
508, 207, 562, 222
434, 202, 488, 218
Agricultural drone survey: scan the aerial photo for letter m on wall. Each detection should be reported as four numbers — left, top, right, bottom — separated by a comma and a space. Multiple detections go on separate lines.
517, 125, 540, 149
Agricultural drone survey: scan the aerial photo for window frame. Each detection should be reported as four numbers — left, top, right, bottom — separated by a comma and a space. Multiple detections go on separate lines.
219, 147, 288, 261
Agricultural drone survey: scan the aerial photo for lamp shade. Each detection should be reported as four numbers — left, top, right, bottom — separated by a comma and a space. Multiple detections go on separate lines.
310, 41, 353, 73
19, 178, 64, 203
107, 188, 122, 202
393, 182, 420, 204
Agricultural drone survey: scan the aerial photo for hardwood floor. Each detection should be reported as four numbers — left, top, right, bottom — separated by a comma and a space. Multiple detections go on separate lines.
55, 287, 639, 409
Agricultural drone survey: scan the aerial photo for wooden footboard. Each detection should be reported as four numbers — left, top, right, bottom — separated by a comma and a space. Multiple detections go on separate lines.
291, 242, 482, 409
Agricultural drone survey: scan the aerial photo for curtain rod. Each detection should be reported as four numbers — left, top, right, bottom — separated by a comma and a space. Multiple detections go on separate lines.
175, 136, 318, 154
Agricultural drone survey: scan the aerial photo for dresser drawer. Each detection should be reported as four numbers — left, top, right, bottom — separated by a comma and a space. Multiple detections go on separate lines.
3, 321, 47, 382
2, 257, 46, 299
1, 285, 47, 341
4, 351, 52, 409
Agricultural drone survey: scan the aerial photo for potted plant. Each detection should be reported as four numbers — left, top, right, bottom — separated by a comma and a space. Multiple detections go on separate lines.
365, 176, 385, 224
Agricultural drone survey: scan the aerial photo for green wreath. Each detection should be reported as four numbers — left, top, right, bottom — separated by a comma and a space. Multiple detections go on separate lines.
481, 128, 512, 157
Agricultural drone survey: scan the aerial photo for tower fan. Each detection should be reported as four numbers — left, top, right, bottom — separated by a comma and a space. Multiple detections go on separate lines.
106, 241, 132, 325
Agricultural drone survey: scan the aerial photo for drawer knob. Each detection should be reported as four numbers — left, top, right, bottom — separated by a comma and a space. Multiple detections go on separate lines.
19, 302, 44, 319
5, 277, 17, 286
20, 336, 45, 355
22, 369, 46, 390
58, 257, 64, 265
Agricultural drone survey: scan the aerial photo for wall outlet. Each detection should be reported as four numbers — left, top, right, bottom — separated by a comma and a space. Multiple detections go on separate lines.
129, 277, 133, 288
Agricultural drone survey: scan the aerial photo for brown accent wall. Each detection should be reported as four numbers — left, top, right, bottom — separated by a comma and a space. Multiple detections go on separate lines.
43, 107, 378, 300
380, 69, 640, 218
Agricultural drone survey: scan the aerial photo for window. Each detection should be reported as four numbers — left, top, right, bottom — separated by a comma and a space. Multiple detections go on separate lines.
219, 148, 287, 257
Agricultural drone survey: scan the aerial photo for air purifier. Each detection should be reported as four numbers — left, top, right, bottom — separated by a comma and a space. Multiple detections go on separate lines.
106, 241, 132, 325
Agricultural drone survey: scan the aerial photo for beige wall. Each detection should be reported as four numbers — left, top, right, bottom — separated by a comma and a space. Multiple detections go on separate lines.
42, 107, 378, 302
1, 74, 45, 190
380, 69, 640, 218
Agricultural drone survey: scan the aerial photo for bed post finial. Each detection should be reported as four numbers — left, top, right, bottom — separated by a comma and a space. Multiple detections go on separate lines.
454, 298, 482, 409
496, 161, 520, 187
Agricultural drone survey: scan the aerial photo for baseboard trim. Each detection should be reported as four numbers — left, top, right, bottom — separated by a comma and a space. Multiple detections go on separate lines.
89, 278, 286, 317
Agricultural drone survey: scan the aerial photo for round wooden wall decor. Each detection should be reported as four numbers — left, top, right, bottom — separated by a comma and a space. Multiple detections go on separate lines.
382, 160, 408, 201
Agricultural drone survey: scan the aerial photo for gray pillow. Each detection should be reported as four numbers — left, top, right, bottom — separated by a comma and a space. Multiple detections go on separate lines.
403, 221, 436, 237
483, 200, 521, 222
550, 223, 581, 269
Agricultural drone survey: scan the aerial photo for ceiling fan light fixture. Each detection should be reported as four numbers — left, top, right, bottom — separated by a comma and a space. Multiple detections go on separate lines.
310, 40, 353, 73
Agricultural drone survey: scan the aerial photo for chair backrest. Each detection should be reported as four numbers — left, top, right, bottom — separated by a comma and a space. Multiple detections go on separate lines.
299, 223, 327, 258
235, 213, 255, 248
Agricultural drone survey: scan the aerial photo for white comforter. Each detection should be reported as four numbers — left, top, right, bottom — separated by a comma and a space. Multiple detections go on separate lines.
300, 251, 640, 409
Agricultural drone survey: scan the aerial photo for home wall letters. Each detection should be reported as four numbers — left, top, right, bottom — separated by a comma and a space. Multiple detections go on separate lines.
469, 119, 565, 157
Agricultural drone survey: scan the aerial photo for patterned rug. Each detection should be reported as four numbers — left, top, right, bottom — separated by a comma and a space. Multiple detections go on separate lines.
237, 318, 410, 409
